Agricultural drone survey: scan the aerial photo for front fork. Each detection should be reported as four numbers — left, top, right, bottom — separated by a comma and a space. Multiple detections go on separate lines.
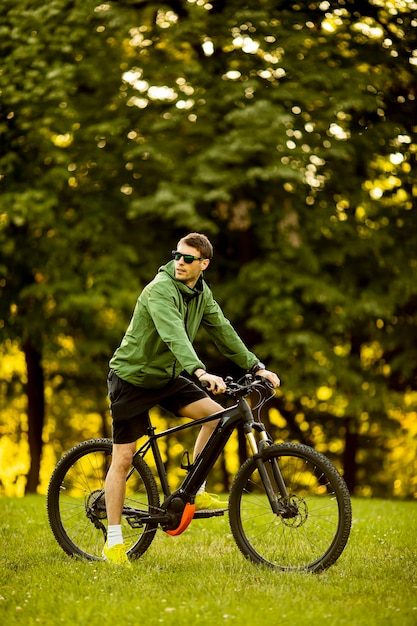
244, 423, 290, 516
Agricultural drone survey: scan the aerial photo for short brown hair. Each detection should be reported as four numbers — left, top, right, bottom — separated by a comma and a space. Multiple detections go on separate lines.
178, 233, 213, 260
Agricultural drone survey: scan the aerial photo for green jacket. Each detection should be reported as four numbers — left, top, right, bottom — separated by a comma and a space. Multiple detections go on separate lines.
109, 261, 259, 388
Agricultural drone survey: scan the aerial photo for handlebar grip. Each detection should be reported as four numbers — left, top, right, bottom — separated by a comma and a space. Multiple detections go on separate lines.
255, 375, 274, 389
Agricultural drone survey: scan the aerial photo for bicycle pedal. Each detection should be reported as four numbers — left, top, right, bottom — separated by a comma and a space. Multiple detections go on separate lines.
193, 508, 227, 519
126, 516, 144, 529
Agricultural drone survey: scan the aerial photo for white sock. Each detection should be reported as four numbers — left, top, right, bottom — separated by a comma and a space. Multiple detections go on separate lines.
197, 481, 206, 495
107, 524, 123, 548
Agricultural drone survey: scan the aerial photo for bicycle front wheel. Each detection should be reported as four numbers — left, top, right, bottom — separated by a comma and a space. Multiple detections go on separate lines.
229, 443, 352, 572
47, 439, 160, 561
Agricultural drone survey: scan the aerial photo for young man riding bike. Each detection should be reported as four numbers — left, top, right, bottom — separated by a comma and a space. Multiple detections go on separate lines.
104, 232, 280, 565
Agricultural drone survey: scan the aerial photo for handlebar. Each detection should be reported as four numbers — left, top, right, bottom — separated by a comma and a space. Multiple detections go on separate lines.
224, 374, 274, 397
199, 374, 275, 397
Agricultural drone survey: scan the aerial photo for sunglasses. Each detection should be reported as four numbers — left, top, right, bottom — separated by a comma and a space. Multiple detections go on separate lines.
172, 250, 206, 264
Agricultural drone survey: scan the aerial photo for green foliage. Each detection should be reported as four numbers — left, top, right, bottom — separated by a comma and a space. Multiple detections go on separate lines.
1, 0, 417, 495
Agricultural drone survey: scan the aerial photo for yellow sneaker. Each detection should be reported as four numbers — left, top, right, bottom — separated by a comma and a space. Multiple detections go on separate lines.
194, 492, 227, 511
102, 542, 132, 567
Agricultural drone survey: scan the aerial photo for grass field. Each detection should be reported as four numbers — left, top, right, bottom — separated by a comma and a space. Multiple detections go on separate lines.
0, 496, 416, 625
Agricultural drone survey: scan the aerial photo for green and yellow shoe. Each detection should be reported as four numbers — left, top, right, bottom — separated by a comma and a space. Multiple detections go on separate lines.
194, 492, 227, 511
102, 542, 132, 567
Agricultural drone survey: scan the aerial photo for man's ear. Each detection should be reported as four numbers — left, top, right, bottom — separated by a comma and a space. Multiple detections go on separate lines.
202, 258, 210, 271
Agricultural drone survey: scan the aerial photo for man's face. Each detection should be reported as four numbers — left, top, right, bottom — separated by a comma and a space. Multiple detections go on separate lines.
173, 243, 210, 288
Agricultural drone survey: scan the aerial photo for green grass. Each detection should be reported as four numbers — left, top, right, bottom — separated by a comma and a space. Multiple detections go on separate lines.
0, 496, 416, 625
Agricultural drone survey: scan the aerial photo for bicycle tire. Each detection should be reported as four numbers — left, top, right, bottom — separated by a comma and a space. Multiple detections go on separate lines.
47, 438, 160, 561
229, 442, 352, 572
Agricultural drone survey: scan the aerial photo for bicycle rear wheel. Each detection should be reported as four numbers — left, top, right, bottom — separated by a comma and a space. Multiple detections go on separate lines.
47, 439, 160, 561
229, 442, 351, 572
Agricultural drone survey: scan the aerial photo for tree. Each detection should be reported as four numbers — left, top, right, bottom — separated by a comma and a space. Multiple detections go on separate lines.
114, 0, 417, 493
113, 0, 417, 491
1, 0, 416, 496
0, 0, 213, 492
1, 0, 140, 491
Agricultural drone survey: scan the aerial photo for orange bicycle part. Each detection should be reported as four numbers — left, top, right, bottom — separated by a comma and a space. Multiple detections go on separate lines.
165, 503, 196, 536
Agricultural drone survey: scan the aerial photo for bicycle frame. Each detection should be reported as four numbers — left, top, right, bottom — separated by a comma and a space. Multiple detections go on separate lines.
111, 378, 292, 535
123, 388, 288, 534
135, 395, 258, 504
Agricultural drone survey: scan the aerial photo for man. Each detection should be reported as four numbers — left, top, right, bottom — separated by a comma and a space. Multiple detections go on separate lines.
104, 233, 280, 565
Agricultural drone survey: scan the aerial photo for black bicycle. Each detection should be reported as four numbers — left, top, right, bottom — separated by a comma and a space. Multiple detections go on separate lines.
47, 375, 352, 572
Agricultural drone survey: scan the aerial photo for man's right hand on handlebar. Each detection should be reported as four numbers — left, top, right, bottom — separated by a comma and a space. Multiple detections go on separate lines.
194, 369, 227, 395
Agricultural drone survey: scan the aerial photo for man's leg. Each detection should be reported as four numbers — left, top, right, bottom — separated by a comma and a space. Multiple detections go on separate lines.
102, 441, 136, 565
104, 441, 136, 525
178, 397, 223, 460
178, 397, 225, 510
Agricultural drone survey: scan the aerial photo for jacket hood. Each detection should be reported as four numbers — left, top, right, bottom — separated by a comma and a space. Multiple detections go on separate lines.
158, 260, 204, 300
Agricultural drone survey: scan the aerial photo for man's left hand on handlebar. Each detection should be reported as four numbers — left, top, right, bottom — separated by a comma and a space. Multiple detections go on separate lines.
254, 369, 281, 389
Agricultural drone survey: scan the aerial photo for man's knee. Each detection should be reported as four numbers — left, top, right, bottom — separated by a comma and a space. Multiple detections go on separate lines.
179, 397, 223, 420
111, 442, 135, 470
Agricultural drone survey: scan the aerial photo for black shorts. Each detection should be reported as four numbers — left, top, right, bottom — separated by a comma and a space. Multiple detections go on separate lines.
107, 370, 209, 444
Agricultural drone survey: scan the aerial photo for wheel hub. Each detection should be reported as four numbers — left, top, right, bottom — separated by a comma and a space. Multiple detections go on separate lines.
279, 495, 308, 527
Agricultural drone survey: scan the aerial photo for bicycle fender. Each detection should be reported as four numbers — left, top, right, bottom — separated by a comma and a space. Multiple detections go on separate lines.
165, 503, 195, 536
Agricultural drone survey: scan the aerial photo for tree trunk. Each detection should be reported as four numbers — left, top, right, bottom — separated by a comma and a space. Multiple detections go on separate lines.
23, 340, 45, 494
343, 417, 358, 494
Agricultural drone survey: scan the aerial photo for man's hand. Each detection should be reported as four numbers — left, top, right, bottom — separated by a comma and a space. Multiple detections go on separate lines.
198, 372, 227, 395
256, 369, 281, 389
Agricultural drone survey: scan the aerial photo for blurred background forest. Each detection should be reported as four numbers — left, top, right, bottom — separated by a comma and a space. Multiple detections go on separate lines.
1, 0, 416, 498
